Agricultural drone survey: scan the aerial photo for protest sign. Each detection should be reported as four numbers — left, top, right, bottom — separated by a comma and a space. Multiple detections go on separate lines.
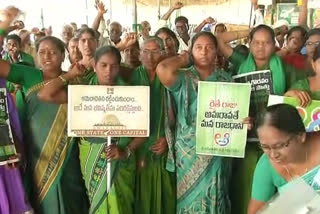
196, 82, 251, 158
68, 85, 150, 137
268, 95, 320, 132
0, 88, 18, 165
233, 70, 273, 141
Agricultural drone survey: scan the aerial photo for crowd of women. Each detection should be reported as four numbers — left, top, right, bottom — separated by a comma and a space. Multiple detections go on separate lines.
0, 0, 319, 213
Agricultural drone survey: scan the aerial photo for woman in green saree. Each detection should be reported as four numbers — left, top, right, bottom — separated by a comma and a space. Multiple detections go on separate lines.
248, 104, 320, 214
0, 28, 89, 214
217, 25, 309, 214
38, 46, 145, 214
156, 32, 234, 213
286, 43, 320, 102
131, 37, 176, 214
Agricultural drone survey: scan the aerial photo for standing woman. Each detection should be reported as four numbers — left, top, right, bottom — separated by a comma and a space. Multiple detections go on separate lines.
131, 37, 176, 214
155, 27, 180, 57
0, 10, 89, 212
286, 43, 320, 101
75, 27, 98, 83
38, 46, 145, 214
156, 32, 233, 213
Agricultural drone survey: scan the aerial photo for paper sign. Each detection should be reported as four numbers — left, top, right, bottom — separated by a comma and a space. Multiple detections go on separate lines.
68, 85, 150, 137
196, 82, 251, 158
0, 88, 18, 165
268, 95, 320, 132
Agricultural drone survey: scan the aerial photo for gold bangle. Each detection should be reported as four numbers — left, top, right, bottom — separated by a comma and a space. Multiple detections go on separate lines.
58, 75, 68, 86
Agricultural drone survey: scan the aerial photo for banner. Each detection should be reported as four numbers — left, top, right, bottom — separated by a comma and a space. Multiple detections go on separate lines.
196, 82, 251, 158
68, 85, 150, 137
0, 88, 18, 165
233, 70, 273, 141
276, 3, 300, 27
268, 95, 320, 132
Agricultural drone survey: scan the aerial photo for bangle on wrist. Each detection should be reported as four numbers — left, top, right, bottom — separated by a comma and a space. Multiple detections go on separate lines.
58, 75, 68, 86
0, 29, 7, 37
125, 146, 132, 159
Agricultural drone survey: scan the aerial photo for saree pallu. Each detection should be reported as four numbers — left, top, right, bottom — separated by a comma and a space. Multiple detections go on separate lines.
24, 83, 89, 214
79, 137, 135, 214
165, 67, 232, 214
279, 165, 320, 193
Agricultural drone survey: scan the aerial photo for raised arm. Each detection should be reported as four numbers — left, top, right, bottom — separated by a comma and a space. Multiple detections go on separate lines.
156, 51, 189, 88
161, 2, 183, 21
92, 0, 107, 32
0, 6, 20, 78
217, 30, 250, 58
194, 17, 216, 33
115, 33, 137, 51
298, 0, 308, 27
37, 64, 86, 104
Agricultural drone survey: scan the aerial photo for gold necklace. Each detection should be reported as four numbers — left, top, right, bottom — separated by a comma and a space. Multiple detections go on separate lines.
284, 151, 309, 181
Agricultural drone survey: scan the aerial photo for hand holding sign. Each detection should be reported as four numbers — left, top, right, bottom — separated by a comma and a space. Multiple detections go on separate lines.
150, 137, 168, 155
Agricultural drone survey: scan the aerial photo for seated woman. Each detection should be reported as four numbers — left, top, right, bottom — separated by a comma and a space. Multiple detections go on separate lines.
248, 104, 320, 214
286, 43, 320, 103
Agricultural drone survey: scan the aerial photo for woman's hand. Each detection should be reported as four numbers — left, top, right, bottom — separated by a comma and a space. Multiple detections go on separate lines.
243, 117, 253, 131
105, 144, 128, 161
150, 137, 168, 155
285, 89, 311, 107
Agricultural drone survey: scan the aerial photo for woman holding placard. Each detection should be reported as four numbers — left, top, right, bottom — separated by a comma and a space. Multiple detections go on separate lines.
0, 7, 89, 213
38, 45, 144, 214
248, 104, 320, 214
156, 32, 233, 213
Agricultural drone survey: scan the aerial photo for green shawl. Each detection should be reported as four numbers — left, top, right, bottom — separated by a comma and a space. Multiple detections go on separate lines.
238, 53, 286, 95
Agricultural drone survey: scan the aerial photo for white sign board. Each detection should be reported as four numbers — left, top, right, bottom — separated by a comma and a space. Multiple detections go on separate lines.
68, 85, 150, 137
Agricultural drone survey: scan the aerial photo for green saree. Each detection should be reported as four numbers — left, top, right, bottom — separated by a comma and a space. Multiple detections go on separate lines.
229, 51, 308, 214
8, 64, 89, 214
290, 78, 320, 101
165, 66, 232, 214
78, 74, 136, 214
131, 66, 176, 214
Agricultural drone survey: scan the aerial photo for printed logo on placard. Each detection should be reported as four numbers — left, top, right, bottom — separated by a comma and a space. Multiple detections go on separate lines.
214, 133, 230, 146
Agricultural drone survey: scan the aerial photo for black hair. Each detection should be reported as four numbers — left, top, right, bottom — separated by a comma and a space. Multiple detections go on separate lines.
214, 23, 227, 32
234, 44, 249, 57
155, 27, 180, 51
94, 46, 121, 64
190, 32, 218, 50
35, 36, 65, 55
76, 27, 99, 41
306, 28, 320, 41
249, 24, 275, 44
313, 43, 320, 62
257, 104, 305, 135
287, 26, 307, 42
6, 34, 21, 47
175, 16, 189, 26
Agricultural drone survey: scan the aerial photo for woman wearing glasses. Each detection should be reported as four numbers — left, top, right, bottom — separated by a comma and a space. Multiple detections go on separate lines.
248, 104, 320, 214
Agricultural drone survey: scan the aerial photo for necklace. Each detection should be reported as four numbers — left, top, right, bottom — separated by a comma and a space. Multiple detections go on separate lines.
284, 151, 309, 181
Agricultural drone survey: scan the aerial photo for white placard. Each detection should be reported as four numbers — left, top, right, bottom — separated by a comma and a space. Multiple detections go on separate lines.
68, 85, 150, 137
